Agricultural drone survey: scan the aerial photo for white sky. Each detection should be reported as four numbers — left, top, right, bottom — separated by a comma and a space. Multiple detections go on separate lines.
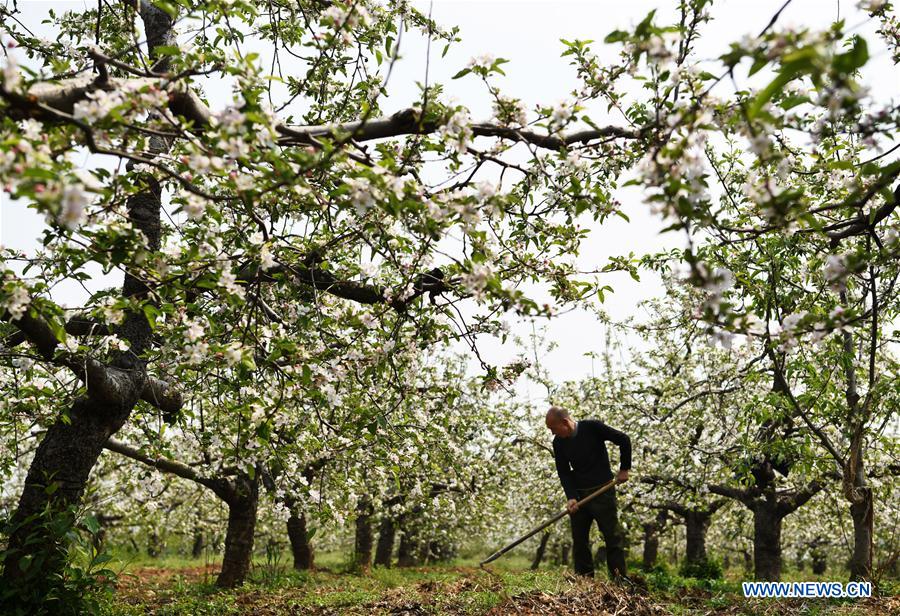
1, 1, 896, 404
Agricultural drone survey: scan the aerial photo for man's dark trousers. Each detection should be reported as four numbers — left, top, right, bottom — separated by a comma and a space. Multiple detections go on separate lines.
570, 486, 627, 578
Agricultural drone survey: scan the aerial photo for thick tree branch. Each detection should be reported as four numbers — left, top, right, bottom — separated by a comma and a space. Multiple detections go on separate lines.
778, 477, 829, 515
13, 75, 641, 151
104, 437, 228, 498
826, 182, 900, 244
3, 314, 110, 349
235, 262, 450, 312
708, 483, 752, 505
2, 307, 182, 415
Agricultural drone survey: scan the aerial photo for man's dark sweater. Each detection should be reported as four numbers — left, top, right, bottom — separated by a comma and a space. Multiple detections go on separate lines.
553, 419, 632, 500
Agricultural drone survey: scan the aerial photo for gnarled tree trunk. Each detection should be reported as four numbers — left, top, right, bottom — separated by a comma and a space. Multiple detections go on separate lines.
396, 529, 418, 567
0, 3, 177, 598
353, 498, 374, 571
216, 473, 260, 588
752, 499, 782, 581
192, 527, 204, 559
287, 511, 314, 570
531, 532, 551, 570
641, 510, 669, 570
848, 485, 873, 580
684, 510, 711, 566
374, 516, 396, 567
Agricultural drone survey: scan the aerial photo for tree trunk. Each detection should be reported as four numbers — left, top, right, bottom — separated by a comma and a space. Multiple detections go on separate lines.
287, 511, 314, 570
848, 486, 873, 581
192, 528, 204, 559
147, 530, 163, 558
811, 549, 827, 575
374, 516, 396, 567
531, 532, 550, 570
0, 3, 174, 595
353, 499, 374, 571
642, 524, 660, 569
753, 500, 783, 581
684, 511, 711, 566
2, 398, 135, 589
216, 475, 260, 588
396, 529, 417, 567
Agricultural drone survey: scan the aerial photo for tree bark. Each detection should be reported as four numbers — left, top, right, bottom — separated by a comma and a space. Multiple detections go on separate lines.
848, 486, 874, 581
215, 474, 260, 588
191, 528, 204, 559
531, 532, 551, 571
353, 498, 374, 571
374, 516, 396, 567
752, 499, 783, 581
642, 524, 660, 570
684, 510, 711, 566
2, 397, 137, 588
396, 529, 418, 567
287, 511, 314, 570
147, 531, 163, 558
0, 2, 176, 594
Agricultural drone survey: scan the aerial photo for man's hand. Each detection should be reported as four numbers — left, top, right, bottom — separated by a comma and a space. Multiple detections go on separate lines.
616, 469, 630, 484
566, 499, 579, 514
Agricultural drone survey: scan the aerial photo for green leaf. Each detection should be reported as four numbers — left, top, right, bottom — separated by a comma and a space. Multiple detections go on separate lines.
83, 515, 100, 534
451, 68, 471, 79
635, 10, 657, 37
779, 94, 809, 110
833, 35, 868, 74
748, 69, 797, 119
748, 56, 768, 76
151, 0, 179, 20
143, 304, 161, 330
604, 30, 629, 44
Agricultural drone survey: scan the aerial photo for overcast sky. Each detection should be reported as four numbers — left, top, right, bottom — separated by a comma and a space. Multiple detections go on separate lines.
1, 1, 896, 405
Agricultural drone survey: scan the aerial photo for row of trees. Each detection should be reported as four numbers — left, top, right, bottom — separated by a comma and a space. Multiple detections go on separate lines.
1, 0, 898, 611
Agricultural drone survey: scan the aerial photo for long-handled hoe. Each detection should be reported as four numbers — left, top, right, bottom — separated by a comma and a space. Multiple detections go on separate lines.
480, 477, 621, 567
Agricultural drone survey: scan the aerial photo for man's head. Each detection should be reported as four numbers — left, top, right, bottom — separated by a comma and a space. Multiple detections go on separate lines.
546, 406, 576, 438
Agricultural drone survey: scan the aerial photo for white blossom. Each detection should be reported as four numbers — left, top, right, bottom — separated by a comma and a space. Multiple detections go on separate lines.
461, 263, 493, 300
184, 319, 205, 343
183, 194, 207, 220
782, 311, 808, 334
19, 119, 42, 141
260, 243, 276, 270
184, 341, 208, 364
857, 0, 887, 12
2, 54, 20, 91
218, 268, 245, 299
467, 53, 495, 70
346, 176, 377, 215
440, 109, 473, 155
59, 184, 89, 230
823, 254, 849, 292
73, 89, 124, 123
550, 101, 573, 130
476, 181, 496, 201
2, 282, 30, 321
224, 342, 243, 367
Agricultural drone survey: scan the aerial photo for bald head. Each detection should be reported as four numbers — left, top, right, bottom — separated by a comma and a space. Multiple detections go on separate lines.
545, 406, 576, 438
546, 406, 570, 423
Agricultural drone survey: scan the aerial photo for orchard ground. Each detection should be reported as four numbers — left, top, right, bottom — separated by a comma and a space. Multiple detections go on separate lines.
97, 552, 898, 615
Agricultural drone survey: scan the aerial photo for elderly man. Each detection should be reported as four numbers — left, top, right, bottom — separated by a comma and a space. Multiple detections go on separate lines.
546, 405, 631, 580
